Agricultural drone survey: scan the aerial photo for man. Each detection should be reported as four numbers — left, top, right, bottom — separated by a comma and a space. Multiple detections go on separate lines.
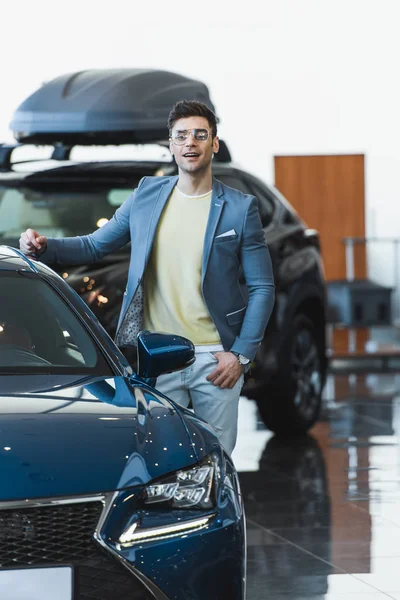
20, 100, 275, 454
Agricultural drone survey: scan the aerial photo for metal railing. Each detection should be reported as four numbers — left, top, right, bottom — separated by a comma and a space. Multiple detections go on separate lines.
329, 237, 400, 355
343, 236, 400, 322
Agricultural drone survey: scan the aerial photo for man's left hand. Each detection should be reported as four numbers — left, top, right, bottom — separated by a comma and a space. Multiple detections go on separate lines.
206, 352, 243, 389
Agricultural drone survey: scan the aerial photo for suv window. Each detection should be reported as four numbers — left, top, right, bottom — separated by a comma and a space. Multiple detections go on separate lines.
0, 185, 137, 247
216, 173, 275, 228
216, 174, 251, 195
283, 210, 300, 225
246, 182, 275, 229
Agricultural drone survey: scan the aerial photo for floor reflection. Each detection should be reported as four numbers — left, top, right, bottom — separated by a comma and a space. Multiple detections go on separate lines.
237, 372, 400, 599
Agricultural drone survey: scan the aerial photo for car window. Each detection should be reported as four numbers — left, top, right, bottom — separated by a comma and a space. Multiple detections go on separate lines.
246, 182, 276, 228
0, 272, 113, 375
283, 209, 301, 225
216, 174, 252, 195
216, 173, 275, 228
0, 185, 137, 246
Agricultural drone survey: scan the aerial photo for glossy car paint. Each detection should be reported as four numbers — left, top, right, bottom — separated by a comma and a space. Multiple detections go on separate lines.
0, 248, 245, 600
0, 375, 197, 500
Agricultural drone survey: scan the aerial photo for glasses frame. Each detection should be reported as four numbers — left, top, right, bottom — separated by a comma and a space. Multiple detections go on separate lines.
169, 128, 215, 145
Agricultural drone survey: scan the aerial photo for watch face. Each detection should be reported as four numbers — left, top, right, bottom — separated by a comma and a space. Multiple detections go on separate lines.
239, 355, 250, 365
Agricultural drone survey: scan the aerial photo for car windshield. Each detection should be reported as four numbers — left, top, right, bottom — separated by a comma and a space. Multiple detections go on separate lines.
0, 185, 136, 247
0, 271, 113, 375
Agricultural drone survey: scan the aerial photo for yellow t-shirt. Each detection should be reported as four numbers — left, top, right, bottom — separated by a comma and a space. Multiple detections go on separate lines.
143, 186, 221, 345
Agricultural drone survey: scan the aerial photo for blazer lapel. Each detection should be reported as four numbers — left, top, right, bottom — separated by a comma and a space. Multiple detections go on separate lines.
144, 175, 178, 265
202, 177, 226, 281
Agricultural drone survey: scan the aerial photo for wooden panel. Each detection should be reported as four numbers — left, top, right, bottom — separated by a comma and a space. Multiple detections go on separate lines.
332, 328, 368, 354
274, 155, 366, 352
274, 155, 366, 280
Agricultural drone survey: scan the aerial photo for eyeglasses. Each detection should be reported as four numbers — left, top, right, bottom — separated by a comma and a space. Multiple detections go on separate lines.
170, 128, 213, 145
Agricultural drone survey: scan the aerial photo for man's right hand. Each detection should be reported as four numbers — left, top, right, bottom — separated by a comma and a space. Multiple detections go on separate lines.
19, 229, 48, 257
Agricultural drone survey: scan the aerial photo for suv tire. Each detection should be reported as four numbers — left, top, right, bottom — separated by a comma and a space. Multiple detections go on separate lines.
257, 314, 323, 434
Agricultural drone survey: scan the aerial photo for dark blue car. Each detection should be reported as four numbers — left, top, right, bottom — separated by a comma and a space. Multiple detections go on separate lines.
0, 246, 245, 600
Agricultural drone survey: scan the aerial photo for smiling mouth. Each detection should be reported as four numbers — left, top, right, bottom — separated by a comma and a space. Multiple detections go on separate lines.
183, 153, 200, 158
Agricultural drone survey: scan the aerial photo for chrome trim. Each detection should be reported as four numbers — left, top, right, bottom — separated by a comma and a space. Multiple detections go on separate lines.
94, 491, 117, 531
0, 494, 106, 510
94, 492, 170, 600
5, 245, 40, 273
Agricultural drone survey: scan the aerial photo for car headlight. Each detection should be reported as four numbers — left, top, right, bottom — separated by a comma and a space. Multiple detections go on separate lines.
116, 453, 228, 548
118, 514, 214, 546
145, 453, 221, 509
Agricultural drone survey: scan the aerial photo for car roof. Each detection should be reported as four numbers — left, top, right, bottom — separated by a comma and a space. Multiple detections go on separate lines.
0, 158, 236, 185
0, 246, 44, 274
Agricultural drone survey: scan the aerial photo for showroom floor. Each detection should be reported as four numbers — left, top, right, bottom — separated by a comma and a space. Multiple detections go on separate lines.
233, 371, 400, 599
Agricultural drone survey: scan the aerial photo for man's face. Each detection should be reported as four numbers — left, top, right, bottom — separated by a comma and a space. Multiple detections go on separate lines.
169, 116, 219, 175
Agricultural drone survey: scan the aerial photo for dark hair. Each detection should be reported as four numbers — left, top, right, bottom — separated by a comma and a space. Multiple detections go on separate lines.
167, 100, 218, 137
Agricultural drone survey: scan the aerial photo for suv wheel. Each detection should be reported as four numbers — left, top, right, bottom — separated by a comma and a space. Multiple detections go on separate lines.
257, 314, 323, 434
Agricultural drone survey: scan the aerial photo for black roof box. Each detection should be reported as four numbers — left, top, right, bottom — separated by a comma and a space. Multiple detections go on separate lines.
10, 69, 217, 145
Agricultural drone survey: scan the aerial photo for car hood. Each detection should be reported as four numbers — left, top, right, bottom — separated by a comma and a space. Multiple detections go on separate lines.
0, 374, 197, 501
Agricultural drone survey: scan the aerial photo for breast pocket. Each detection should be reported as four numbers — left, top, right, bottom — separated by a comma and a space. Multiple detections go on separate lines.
214, 234, 238, 244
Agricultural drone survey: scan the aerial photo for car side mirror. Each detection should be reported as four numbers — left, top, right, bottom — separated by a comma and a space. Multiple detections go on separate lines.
123, 331, 195, 384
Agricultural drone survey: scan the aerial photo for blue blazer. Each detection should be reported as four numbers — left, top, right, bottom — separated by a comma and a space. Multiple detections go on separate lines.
43, 175, 275, 360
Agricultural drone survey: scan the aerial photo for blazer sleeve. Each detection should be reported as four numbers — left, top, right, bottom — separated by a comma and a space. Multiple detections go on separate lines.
41, 178, 145, 265
230, 196, 275, 360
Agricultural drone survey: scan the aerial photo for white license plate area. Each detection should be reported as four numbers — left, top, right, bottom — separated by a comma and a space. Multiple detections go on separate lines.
0, 566, 73, 600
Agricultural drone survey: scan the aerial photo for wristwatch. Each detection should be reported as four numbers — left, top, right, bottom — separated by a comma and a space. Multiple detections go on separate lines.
231, 351, 250, 366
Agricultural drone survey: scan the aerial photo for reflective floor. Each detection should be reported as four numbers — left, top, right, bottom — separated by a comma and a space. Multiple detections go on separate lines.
233, 372, 400, 599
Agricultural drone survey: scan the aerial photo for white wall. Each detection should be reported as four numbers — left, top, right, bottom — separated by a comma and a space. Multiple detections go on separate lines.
2, 0, 400, 305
